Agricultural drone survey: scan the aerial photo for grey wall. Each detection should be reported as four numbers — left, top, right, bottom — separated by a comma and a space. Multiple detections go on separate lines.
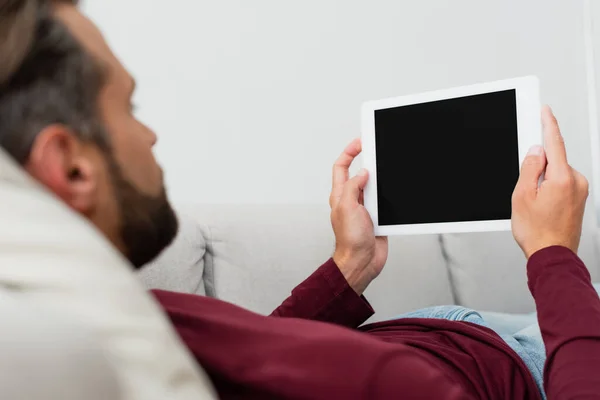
84, 0, 594, 209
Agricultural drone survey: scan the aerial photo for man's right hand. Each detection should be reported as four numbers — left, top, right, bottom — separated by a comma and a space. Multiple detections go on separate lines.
512, 106, 589, 259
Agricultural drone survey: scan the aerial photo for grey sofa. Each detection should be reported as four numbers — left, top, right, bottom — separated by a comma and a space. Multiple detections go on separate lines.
140, 205, 600, 323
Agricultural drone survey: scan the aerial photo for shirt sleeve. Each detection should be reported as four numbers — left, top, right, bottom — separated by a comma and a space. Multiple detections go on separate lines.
270, 258, 374, 328
527, 246, 600, 399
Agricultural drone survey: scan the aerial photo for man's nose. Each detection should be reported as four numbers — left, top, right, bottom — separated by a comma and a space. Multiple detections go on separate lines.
145, 125, 158, 147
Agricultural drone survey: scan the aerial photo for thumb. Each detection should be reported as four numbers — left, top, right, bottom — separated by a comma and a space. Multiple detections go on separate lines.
341, 169, 369, 205
516, 145, 546, 195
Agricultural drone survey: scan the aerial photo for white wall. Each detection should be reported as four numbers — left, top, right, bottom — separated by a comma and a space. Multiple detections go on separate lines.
83, 0, 593, 206
588, 0, 600, 224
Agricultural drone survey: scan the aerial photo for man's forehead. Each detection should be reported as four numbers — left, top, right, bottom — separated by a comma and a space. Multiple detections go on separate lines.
53, 4, 132, 87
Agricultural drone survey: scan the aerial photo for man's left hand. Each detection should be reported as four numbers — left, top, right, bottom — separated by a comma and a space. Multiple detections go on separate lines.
330, 138, 389, 295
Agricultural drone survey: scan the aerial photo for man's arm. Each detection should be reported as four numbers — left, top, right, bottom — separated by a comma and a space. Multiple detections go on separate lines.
269, 258, 374, 328
512, 106, 599, 399
528, 247, 600, 398
269, 139, 388, 328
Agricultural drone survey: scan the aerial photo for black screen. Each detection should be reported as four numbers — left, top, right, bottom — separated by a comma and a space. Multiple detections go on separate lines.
375, 89, 519, 226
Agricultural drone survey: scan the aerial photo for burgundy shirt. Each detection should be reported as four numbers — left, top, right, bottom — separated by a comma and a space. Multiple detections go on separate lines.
154, 246, 600, 399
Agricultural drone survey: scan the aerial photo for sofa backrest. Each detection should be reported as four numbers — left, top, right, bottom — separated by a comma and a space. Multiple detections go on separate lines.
442, 213, 600, 313
151, 203, 600, 318
174, 204, 454, 323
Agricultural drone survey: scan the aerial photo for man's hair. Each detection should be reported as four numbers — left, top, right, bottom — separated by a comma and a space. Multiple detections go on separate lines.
0, 0, 109, 164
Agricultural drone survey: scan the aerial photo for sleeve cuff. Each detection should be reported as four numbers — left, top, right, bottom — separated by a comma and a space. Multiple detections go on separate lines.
316, 258, 375, 327
527, 246, 591, 292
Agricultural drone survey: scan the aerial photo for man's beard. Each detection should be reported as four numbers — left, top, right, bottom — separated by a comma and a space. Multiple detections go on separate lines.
106, 155, 179, 269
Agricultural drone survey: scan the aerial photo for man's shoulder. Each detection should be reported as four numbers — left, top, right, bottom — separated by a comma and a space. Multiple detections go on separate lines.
151, 289, 252, 319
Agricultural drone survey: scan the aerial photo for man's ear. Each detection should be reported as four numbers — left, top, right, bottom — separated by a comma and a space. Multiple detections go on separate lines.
26, 125, 99, 214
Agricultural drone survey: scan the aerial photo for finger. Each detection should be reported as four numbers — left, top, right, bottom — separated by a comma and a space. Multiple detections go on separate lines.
573, 169, 590, 195
515, 145, 546, 196
542, 105, 568, 171
340, 169, 369, 207
331, 138, 362, 207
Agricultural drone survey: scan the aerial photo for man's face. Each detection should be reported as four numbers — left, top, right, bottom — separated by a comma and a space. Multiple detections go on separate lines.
45, 4, 178, 267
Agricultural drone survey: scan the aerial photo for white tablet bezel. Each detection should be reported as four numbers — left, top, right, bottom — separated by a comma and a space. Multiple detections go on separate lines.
362, 76, 542, 236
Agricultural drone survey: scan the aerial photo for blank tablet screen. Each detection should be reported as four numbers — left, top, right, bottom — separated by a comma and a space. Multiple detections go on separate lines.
374, 89, 519, 226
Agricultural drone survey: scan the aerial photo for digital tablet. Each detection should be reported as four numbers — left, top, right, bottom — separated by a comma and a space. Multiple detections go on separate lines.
361, 76, 542, 236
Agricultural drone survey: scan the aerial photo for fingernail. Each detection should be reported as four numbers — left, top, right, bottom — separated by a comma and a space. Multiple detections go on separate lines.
528, 145, 543, 156
358, 168, 368, 176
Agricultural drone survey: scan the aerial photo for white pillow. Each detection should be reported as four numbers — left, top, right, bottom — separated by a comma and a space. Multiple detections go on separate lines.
0, 291, 121, 400
0, 149, 215, 400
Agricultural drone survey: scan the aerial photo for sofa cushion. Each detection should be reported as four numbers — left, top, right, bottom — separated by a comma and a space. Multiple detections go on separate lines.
365, 234, 455, 322
182, 204, 453, 323
0, 149, 215, 400
443, 215, 600, 313
138, 212, 206, 296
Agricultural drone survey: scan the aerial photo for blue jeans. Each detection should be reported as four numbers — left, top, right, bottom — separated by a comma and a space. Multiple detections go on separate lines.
392, 284, 600, 400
